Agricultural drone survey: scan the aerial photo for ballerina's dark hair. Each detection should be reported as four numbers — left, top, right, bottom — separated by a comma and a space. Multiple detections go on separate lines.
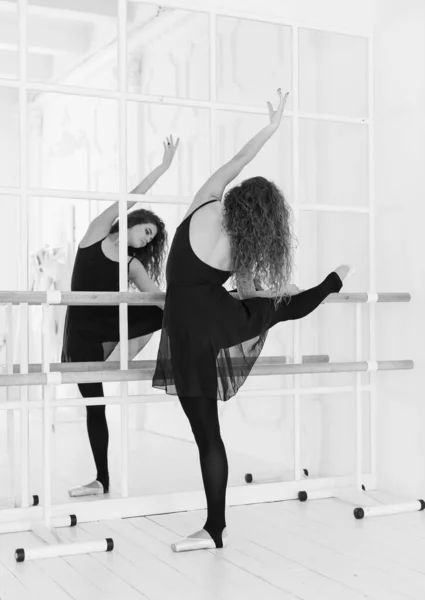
109, 208, 167, 286
222, 176, 295, 304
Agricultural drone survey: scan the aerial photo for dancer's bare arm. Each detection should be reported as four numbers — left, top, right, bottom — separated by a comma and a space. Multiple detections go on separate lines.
183, 90, 289, 220
80, 136, 179, 246
129, 259, 164, 309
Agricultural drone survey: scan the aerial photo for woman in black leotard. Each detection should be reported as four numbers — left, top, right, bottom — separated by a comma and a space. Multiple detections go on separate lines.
153, 93, 352, 551
62, 136, 179, 498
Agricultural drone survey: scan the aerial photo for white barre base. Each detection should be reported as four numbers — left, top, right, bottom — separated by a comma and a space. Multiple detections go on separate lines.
15, 537, 114, 562
295, 488, 425, 520
353, 500, 425, 519
0, 474, 374, 525
0, 514, 77, 535
297, 489, 333, 502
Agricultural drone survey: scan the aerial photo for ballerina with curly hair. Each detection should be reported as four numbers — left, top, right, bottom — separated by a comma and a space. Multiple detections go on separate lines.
153, 91, 353, 551
62, 136, 179, 498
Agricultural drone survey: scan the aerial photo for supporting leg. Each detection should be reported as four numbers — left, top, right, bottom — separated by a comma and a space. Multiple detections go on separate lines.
172, 395, 228, 552
68, 383, 109, 497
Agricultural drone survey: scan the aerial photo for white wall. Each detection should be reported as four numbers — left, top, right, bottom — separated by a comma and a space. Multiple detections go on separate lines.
374, 0, 425, 497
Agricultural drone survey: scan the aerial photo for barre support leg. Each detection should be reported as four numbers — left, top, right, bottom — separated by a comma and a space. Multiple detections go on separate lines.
0, 514, 77, 535
15, 538, 114, 562
353, 500, 425, 519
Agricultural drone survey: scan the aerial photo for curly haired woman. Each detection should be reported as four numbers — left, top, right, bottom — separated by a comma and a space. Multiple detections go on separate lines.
62, 136, 179, 498
153, 91, 352, 551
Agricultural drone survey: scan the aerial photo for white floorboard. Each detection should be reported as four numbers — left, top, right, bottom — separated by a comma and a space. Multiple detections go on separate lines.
1, 492, 424, 600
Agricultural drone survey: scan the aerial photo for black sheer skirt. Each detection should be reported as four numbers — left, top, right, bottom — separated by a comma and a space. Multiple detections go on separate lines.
153, 272, 342, 402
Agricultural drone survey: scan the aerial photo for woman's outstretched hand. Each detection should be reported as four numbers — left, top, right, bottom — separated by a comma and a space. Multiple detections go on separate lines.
267, 89, 289, 129
162, 135, 180, 169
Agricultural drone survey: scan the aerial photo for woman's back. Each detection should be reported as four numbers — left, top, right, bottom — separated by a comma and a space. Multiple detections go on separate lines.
166, 200, 231, 289
186, 200, 232, 273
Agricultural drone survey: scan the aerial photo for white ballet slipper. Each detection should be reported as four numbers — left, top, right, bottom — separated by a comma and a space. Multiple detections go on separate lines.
335, 265, 356, 284
68, 480, 106, 498
345, 265, 356, 281
171, 528, 228, 552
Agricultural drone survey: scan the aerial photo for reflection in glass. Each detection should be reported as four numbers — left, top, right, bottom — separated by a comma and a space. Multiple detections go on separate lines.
127, 101, 210, 197
127, 3, 209, 100
128, 392, 295, 497
299, 211, 369, 291
298, 210, 368, 389
27, 196, 87, 379
299, 28, 368, 118
216, 112, 292, 200
299, 119, 368, 206
27, 0, 118, 90
0, 194, 21, 484
0, 88, 19, 187
28, 92, 119, 193
1, 4, 373, 504
217, 16, 292, 109
301, 393, 371, 477
0, 196, 20, 292
0, 0, 18, 80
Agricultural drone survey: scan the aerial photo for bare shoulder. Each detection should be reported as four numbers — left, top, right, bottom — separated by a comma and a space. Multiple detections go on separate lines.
190, 197, 223, 225
128, 256, 144, 275
199, 199, 222, 218
190, 202, 223, 246
182, 190, 223, 220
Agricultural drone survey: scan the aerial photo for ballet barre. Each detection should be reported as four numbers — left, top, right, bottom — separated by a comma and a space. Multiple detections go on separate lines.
0, 288, 416, 563
0, 290, 412, 305
0, 359, 414, 387
1, 354, 330, 375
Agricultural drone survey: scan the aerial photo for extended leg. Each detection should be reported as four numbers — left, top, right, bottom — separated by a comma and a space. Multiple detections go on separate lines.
270, 271, 343, 327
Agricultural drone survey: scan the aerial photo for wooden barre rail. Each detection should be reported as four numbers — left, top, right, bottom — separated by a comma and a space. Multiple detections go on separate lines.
0, 291, 412, 306
0, 360, 413, 386
1, 354, 330, 374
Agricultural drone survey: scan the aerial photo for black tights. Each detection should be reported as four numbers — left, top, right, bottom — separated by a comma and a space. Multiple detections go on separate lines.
63, 306, 164, 493
179, 395, 227, 548
78, 382, 109, 492
178, 272, 343, 547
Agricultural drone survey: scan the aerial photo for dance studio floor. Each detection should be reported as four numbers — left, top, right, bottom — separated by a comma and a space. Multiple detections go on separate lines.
1, 490, 424, 600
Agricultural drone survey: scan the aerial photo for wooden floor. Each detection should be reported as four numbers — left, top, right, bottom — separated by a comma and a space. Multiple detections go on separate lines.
1, 491, 424, 600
